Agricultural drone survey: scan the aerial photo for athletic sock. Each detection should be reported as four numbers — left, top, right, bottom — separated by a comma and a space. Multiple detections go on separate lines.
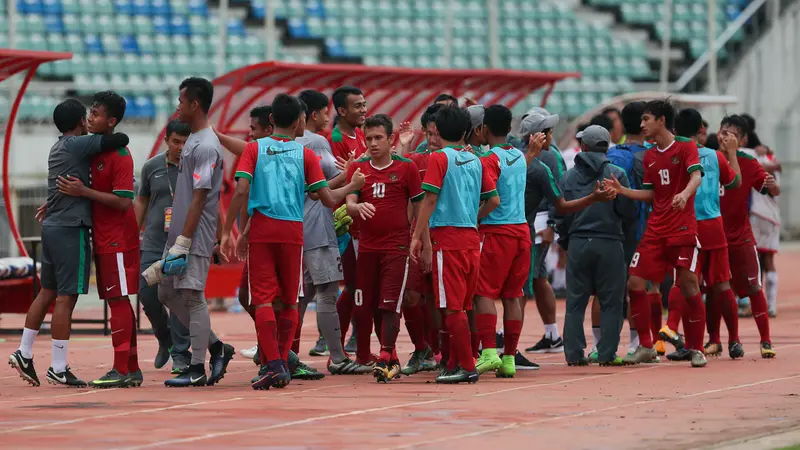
336, 290, 355, 347
705, 289, 722, 344
629, 291, 652, 348
749, 290, 771, 343
544, 323, 559, 341
19, 327, 39, 359
51, 339, 68, 373
440, 315, 451, 369
127, 301, 139, 373
647, 292, 662, 343
718, 288, 740, 343
255, 307, 281, 362
380, 311, 401, 356
292, 322, 302, 355
353, 305, 373, 363
591, 326, 601, 350
429, 308, 441, 355
475, 313, 496, 350
681, 292, 706, 351
470, 326, 481, 358
503, 319, 522, 356
403, 303, 428, 352
765, 271, 778, 312
665, 286, 684, 332
445, 312, 475, 372
277, 308, 299, 361
108, 300, 132, 375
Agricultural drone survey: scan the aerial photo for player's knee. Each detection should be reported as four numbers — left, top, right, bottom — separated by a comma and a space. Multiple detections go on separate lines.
316, 283, 339, 313
747, 284, 761, 296
404, 290, 421, 308
713, 281, 732, 293
677, 272, 700, 298
627, 276, 646, 292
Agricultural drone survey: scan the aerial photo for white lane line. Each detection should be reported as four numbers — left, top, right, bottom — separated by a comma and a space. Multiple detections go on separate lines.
0, 388, 121, 405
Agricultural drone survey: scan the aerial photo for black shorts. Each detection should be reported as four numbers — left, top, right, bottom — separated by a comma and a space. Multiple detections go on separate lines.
523, 243, 550, 298
40, 225, 91, 296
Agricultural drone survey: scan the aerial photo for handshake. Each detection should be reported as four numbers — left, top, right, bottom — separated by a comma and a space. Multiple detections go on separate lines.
141, 235, 192, 286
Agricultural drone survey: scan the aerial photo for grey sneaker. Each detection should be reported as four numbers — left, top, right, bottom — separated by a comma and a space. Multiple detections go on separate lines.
401, 347, 437, 376
622, 346, 659, 365
328, 357, 373, 375
690, 350, 708, 368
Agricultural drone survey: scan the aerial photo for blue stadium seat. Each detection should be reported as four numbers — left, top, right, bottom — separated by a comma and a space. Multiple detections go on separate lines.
153, 16, 170, 34
46, 33, 69, 52
287, 18, 310, 38
43, 14, 65, 33
151, 0, 170, 16
43, 0, 63, 14
227, 18, 246, 36
170, 16, 190, 35
85, 34, 104, 53
306, 0, 325, 17
19, 0, 44, 14
188, 0, 208, 16
134, 96, 155, 118
132, 0, 151, 16
113, 0, 134, 15
120, 35, 139, 54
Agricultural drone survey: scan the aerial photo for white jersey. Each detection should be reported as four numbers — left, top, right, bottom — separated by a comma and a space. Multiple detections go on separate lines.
750, 153, 781, 225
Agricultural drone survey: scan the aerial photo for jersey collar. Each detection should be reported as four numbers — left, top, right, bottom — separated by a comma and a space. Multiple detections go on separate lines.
271, 134, 293, 142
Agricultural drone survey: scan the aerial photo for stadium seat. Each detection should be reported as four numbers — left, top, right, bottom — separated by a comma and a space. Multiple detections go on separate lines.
113, 0, 134, 15
120, 35, 139, 54
134, 15, 154, 34
115, 15, 134, 34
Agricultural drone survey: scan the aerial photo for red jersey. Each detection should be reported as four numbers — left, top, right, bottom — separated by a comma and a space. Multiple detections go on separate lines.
720, 150, 769, 247
329, 125, 367, 161
90, 148, 139, 254
235, 138, 327, 245
408, 149, 432, 178
696, 150, 737, 250
477, 150, 530, 241
422, 148, 498, 251
347, 154, 424, 254
641, 137, 702, 238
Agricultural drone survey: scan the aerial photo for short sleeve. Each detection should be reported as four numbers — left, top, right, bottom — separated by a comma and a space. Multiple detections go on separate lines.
748, 157, 769, 193
717, 151, 738, 188
111, 151, 135, 199
406, 161, 424, 202
684, 142, 702, 174
480, 154, 499, 200
539, 163, 563, 204
234, 142, 258, 182
422, 152, 447, 194
642, 152, 654, 190
191, 143, 219, 190
304, 148, 328, 192
138, 161, 152, 197
328, 131, 351, 161
70, 134, 104, 159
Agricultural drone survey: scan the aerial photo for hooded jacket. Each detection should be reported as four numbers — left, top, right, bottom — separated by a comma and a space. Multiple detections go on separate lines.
556, 151, 636, 247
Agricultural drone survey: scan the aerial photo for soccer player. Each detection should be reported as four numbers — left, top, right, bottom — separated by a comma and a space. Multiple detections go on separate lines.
55, 92, 141, 388
142, 77, 235, 387
135, 119, 192, 374
660, 109, 743, 361
602, 107, 626, 145
221, 94, 365, 389
345, 114, 424, 382
717, 115, 780, 358
751, 144, 780, 317
604, 99, 707, 367
10, 99, 129, 387
328, 85, 368, 353
410, 105, 500, 384
401, 103, 445, 376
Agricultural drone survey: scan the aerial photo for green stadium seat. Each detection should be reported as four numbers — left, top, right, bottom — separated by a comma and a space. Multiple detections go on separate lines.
380, 55, 398, 67
96, 16, 115, 34
307, 16, 324, 36
172, 0, 190, 16
171, 36, 190, 55
102, 34, 121, 54
25, 14, 46, 33
134, 16, 154, 35
342, 36, 362, 55
415, 55, 434, 68
153, 95, 171, 116
379, 18, 397, 38
398, 55, 415, 68
153, 34, 172, 54
286, 0, 305, 18
114, 15, 134, 35
137, 54, 158, 75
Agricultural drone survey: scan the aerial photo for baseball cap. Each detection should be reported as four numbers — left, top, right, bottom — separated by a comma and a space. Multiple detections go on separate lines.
522, 106, 550, 119
465, 105, 485, 130
520, 113, 559, 136
576, 125, 611, 151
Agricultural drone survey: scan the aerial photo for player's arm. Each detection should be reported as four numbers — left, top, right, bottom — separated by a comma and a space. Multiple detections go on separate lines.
612, 171, 637, 223
225, 144, 257, 238
213, 129, 249, 156
58, 178, 133, 210
134, 162, 152, 228
753, 161, 781, 197
73, 133, 131, 157
346, 190, 375, 221
180, 145, 218, 241
305, 149, 364, 208
717, 150, 741, 190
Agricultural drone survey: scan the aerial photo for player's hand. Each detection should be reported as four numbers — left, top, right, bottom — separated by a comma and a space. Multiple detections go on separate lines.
336, 152, 356, 173
672, 192, 689, 210
56, 175, 87, 197
410, 237, 423, 265
235, 232, 249, 262
602, 174, 623, 193
525, 132, 546, 163
464, 144, 475, 154
464, 97, 477, 107
35, 203, 46, 223
538, 226, 555, 247
355, 202, 376, 220
591, 180, 616, 202
215, 238, 230, 263
420, 243, 433, 274
720, 134, 738, 156
765, 173, 776, 189
350, 167, 366, 190
398, 121, 414, 148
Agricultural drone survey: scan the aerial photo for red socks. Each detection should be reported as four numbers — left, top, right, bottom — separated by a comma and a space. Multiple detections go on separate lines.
503, 319, 523, 356
108, 300, 133, 375
475, 313, 497, 350
666, 286, 684, 332
681, 292, 706, 351
292, 321, 302, 354
647, 292, 662, 343
629, 291, 652, 348
336, 289, 355, 347
126, 301, 139, 373
255, 306, 281, 362
445, 312, 476, 372
705, 289, 722, 344
277, 308, 298, 361
380, 311, 401, 356
749, 290, 771, 343
403, 303, 428, 352
718, 288, 740, 343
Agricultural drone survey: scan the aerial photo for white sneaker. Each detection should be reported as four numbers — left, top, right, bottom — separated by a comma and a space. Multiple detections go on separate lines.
240, 344, 258, 359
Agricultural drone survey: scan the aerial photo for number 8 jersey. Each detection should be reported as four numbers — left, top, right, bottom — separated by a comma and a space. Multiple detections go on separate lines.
641, 136, 703, 237
346, 154, 424, 254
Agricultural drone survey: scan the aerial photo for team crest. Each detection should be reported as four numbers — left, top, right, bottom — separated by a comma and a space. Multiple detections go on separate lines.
671, 156, 679, 164
96, 163, 104, 171
389, 173, 398, 182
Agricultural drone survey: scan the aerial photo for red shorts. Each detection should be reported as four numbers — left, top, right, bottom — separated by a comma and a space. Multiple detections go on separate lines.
698, 247, 731, 286
239, 264, 250, 306
629, 233, 699, 282
341, 239, 358, 289
432, 248, 480, 311
728, 244, 761, 298
476, 233, 530, 299
355, 251, 408, 313
248, 243, 303, 307
95, 249, 140, 300
406, 258, 433, 295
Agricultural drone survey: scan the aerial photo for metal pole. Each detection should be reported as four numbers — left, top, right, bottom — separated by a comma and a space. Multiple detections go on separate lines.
488, 0, 500, 69
442, 0, 454, 69
216, 0, 229, 77
265, 0, 276, 61
707, 0, 718, 95
8, 0, 17, 48
659, 0, 673, 92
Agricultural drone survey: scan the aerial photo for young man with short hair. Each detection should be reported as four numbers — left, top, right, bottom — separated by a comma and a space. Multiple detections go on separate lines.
135, 119, 192, 374
10, 99, 130, 387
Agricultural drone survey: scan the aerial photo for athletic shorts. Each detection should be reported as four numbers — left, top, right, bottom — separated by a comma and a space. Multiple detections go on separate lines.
698, 247, 731, 286
355, 251, 408, 313
476, 233, 530, 299
750, 215, 780, 253
728, 244, 761, 298
159, 251, 211, 292
303, 245, 343, 287
523, 243, 550, 298
248, 242, 303, 307
629, 233, 699, 282
432, 248, 480, 311
340, 239, 358, 289
406, 257, 433, 295
95, 248, 140, 300
40, 225, 91, 296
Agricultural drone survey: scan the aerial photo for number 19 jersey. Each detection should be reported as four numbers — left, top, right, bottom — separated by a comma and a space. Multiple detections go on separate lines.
642, 137, 702, 237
